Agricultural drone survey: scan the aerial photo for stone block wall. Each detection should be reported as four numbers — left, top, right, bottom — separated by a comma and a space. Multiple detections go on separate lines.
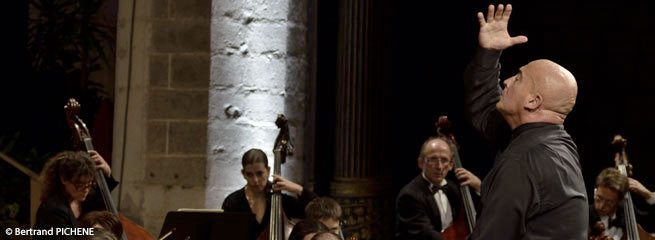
142, 0, 211, 234
115, 0, 211, 236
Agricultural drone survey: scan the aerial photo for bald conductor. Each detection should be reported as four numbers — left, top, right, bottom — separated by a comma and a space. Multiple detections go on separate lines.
463, 4, 588, 239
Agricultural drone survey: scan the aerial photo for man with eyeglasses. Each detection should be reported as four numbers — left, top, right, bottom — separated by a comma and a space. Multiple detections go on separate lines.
590, 168, 655, 240
395, 137, 481, 240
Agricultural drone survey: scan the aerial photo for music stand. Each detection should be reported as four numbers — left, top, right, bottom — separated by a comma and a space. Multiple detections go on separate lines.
159, 210, 255, 240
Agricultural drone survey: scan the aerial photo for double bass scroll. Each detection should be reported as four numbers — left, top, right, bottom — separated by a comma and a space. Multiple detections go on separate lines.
610, 135, 654, 240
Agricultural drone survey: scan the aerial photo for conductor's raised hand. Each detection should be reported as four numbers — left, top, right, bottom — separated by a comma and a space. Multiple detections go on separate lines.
477, 4, 527, 50
272, 174, 303, 196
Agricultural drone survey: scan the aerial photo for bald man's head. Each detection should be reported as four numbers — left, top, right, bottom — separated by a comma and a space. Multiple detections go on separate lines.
526, 59, 578, 116
496, 59, 577, 128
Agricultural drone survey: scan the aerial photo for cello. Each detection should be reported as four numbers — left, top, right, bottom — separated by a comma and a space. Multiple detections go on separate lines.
64, 98, 155, 240
257, 114, 294, 240
436, 116, 476, 240
610, 134, 653, 240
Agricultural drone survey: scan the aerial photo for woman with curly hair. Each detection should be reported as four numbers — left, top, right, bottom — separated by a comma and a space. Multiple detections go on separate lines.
33, 150, 118, 239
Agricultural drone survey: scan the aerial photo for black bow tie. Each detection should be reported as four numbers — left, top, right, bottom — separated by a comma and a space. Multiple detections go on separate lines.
431, 184, 448, 194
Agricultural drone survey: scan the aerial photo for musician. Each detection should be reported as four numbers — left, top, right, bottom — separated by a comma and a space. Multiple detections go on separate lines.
305, 197, 343, 235
222, 148, 317, 239
33, 151, 118, 240
78, 227, 118, 240
311, 231, 342, 240
79, 211, 123, 239
289, 219, 329, 240
463, 4, 588, 239
589, 168, 630, 240
395, 137, 481, 240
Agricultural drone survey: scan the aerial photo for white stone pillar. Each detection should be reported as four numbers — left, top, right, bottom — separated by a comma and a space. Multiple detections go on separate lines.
206, 0, 308, 208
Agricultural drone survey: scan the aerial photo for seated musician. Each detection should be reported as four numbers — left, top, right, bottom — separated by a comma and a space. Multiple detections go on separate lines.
395, 137, 481, 240
305, 197, 343, 235
33, 150, 118, 240
289, 219, 329, 240
311, 231, 342, 240
79, 210, 123, 239
78, 227, 118, 240
222, 148, 317, 239
589, 168, 629, 240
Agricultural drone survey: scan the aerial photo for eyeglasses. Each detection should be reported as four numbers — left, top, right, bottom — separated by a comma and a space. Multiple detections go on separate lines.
72, 180, 96, 191
594, 195, 618, 208
423, 157, 450, 166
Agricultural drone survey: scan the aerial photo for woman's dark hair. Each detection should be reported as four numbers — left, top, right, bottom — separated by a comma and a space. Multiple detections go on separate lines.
40, 151, 96, 201
242, 148, 268, 168
289, 220, 329, 240
79, 211, 123, 238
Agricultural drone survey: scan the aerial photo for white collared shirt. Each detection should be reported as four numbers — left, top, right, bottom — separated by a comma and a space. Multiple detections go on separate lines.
599, 213, 623, 240
423, 173, 453, 231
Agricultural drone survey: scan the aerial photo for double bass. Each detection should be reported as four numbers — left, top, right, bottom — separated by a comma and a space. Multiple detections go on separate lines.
258, 114, 294, 240
436, 116, 477, 240
65, 98, 155, 240
609, 135, 653, 240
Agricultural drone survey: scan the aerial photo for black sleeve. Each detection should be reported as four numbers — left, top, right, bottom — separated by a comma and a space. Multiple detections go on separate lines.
463, 48, 511, 149
282, 188, 317, 219
106, 174, 119, 192
396, 193, 444, 240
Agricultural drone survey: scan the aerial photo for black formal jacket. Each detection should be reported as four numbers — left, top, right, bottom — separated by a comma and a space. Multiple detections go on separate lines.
395, 174, 467, 240
33, 175, 119, 240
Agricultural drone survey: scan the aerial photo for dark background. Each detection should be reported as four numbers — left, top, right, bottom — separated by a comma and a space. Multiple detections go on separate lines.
314, 0, 655, 231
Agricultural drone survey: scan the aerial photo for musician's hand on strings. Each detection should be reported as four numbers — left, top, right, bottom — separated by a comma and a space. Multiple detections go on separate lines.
272, 174, 303, 195
89, 150, 111, 177
455, 168, 481, 194
628, 177, 653, 200
477, 4, 527, 50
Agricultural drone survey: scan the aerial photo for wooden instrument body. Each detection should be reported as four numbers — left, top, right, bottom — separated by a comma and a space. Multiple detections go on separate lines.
65, 98, 155, 240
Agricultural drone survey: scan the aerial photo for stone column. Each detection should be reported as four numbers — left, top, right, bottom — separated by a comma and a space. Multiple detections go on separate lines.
206, 0, 309, 208
332, 0, 392, 239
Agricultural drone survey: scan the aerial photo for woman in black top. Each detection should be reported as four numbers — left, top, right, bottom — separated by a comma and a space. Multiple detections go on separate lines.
33, 151, 118, 240
222, 148, 317, 239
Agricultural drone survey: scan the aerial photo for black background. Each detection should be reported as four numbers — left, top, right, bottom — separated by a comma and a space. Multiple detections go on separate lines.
315, 0, 655, 230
